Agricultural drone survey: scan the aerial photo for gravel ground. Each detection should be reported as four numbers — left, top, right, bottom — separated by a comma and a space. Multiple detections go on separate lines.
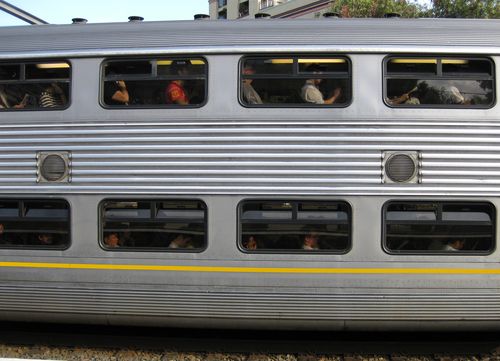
1, 345, 500, 361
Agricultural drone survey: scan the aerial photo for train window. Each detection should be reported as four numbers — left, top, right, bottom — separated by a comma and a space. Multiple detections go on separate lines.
383, 201, 495, 254
240, 56, 351, 107
101, 57, 207, 108
384, 57, 495, 108
0, 199, 70, 249
100, 200, 207, 251
0, 61, 70, 111
239, 201, 351, 253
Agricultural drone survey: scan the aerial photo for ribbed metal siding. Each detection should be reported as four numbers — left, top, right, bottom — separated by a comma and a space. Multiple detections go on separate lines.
1, 19, 499, 57
2, 122, 500, 194
0, 286, 499, 320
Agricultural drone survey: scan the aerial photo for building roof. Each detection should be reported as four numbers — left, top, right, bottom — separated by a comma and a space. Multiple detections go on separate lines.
0, 18, 499, 59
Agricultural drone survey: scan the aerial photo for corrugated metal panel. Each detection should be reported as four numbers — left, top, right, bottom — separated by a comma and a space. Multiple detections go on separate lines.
0, 286, 499, 320
0, 122, 500, 194
0, 19, 499, 57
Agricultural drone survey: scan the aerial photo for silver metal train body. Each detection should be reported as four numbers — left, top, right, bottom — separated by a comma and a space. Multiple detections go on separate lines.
0, 18, 499, 330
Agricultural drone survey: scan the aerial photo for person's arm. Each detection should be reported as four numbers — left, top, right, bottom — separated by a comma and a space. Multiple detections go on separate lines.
51, 83, 67, 105
387, 92, 409, 105
112, 80, 129, 104
324, 87, 342, 104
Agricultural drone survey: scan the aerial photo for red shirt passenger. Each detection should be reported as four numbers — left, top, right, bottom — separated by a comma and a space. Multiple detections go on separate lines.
165, 60, 191, 105
165, 80, 189, 105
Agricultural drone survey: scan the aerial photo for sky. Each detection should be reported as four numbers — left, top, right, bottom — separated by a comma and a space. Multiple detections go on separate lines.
0, 0, 210, 26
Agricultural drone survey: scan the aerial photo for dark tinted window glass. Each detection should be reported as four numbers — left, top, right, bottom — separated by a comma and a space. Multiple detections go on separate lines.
0, 200, 70, 249
386, 58, 437, 74
0, 64, 20, 81
104, 61, 152, 76
25, 63, 70, 80
101, 200, 207, 251
384, 202, 495, 254
442, 59, 492, 76
0, 201, 18, 217
102, 58, 207, 107
240, 201, 350, 252
385, 57, 494, 108
386, 79, 494, 106
241, 56, 351, 106
0, 61, 70, 111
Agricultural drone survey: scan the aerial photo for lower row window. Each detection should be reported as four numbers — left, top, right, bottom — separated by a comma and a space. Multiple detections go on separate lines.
0, 198, 494, 254
239, 201, 351, 252
384, 201, 495, 253
0, 199, 70, 249
101, 200, 207, 251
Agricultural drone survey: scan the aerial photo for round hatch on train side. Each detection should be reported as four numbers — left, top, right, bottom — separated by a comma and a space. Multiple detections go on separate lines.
383, 151, 420, 183
37, 151, 71, 183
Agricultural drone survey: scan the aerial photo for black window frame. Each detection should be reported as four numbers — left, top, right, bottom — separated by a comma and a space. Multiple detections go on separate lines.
382, 200, 496, 255
239, 55, 352, 108
100, 56, 208, 109
383, 55, 495, 109
99, 199, 208, 252
0, 198, 71, 250
238, 199, 352, 254
0, 59, 72, 112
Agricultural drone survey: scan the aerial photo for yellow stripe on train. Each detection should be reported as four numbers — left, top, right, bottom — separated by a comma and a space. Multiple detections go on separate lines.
1, 261, 500, 274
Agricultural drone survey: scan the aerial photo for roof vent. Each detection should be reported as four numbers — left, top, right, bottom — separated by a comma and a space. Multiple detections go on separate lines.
255, 13, 271, 19
128, 16, 144, 22
323, 12, 340, 18
71, 18, 87, 24
384, 12, 401, 18
194, 14, 210, 20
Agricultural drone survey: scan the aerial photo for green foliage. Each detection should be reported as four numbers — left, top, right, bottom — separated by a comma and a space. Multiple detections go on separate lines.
330, 0, 427, 18
431, 0, 499, 18
330, 0, 500, 18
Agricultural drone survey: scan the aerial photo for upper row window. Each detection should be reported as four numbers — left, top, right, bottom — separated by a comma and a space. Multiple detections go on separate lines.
385, 57, 495, 108
240, 56, 351, 107
0, 61, 70, 110
0, 56, 495, 111
102, 58, 207, 107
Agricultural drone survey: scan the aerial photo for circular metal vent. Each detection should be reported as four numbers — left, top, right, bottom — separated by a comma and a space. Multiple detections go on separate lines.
40, 154, 67, 182
385, 153, 417, 183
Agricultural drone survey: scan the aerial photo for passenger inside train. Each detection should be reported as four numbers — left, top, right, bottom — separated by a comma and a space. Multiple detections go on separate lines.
165, 60, 191, 105
301, 64, 342, 105
168, 234, 194, 249
104, 232, 120, 248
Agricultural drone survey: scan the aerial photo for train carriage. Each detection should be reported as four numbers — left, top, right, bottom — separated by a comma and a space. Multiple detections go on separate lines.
0, 17, 498, 330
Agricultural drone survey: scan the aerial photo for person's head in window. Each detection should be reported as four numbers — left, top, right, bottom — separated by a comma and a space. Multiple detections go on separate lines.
165, 60, 191, 105
168, 233, 193, 249
447, 86, 467, 104
242, 65, 262, 105
38, 233, 54, 245
442, 238, 466, 252
243, 235, 258, 250
301, 64, 341, 105
303, 231, 320, 250
104, 232, 120, 248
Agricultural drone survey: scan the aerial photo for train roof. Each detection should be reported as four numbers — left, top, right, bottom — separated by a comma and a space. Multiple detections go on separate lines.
0, 18, 499, 59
